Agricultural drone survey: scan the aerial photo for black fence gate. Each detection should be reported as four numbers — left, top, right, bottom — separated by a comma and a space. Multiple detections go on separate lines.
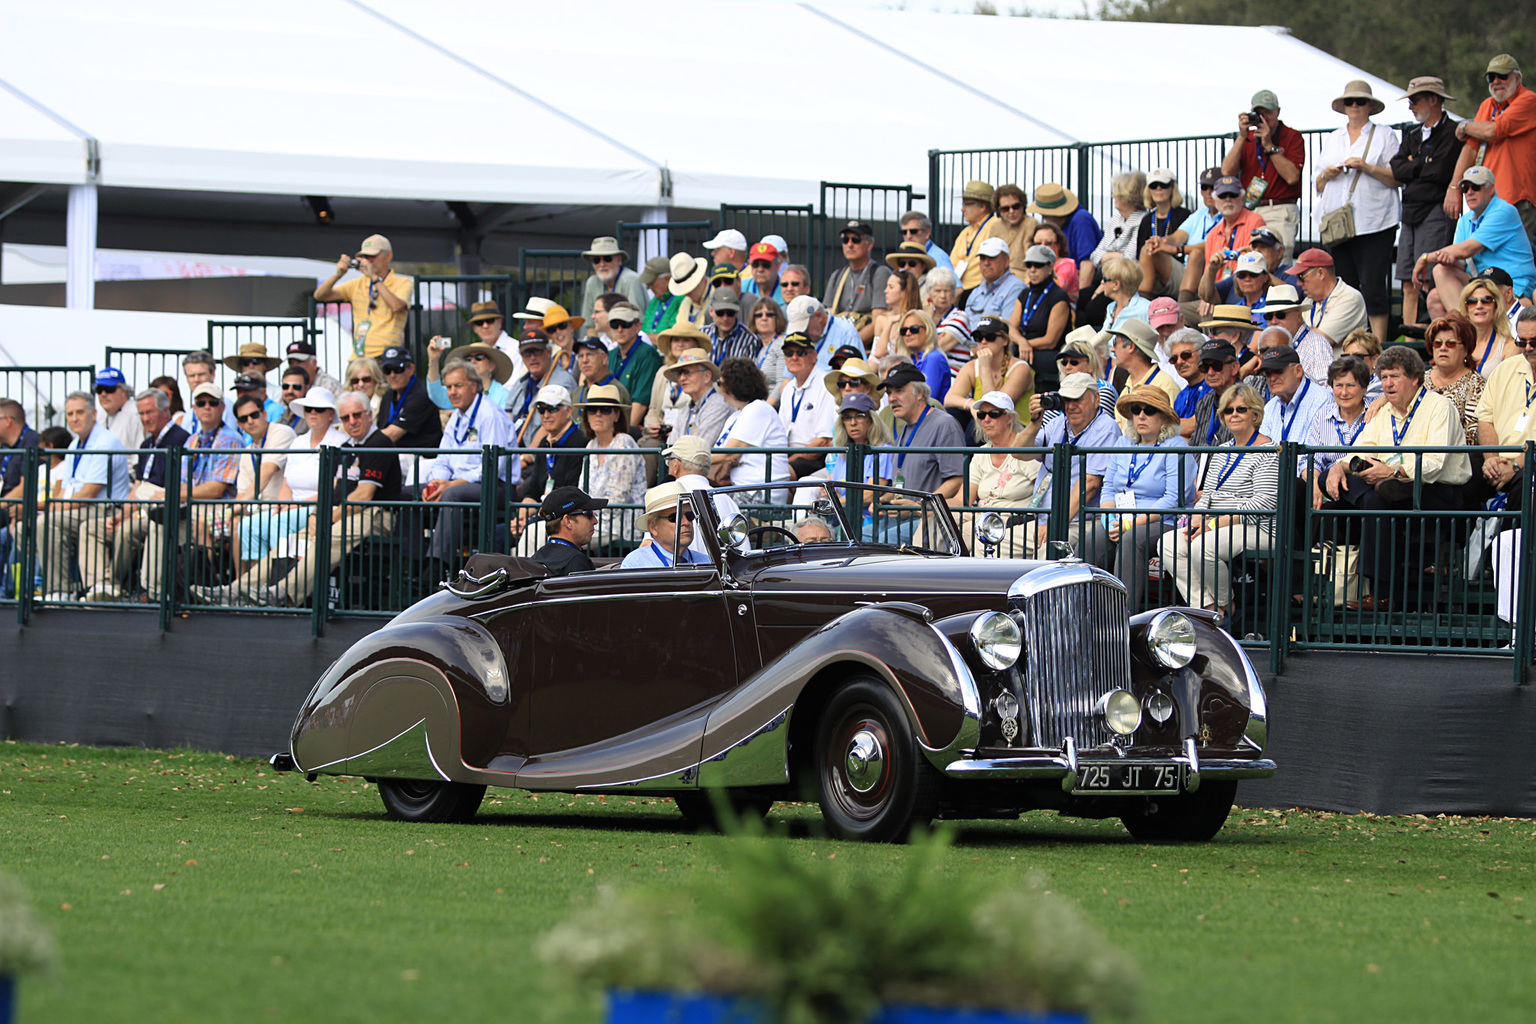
103, 347, 198, 401
719, 203, 818, 282
615, 221, 713, 272
0, 365, 95, 430
816, 182, 919, 292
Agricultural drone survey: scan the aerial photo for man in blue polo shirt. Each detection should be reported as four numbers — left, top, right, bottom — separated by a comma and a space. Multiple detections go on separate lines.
964, 238, 1027, 319
620, 482, 712, 568
1260, 346, 1332, 464
1419, 166, 1536, 315
40, 391, 129, 601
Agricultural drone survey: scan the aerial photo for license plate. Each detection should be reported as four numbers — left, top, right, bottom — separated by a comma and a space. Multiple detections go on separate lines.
1072, 762, 1183, 795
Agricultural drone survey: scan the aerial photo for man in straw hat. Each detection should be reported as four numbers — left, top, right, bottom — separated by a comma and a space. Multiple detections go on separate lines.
949, 181, 1008, 291
1199, 304, 1264, 377
422, 359, 518, 565
618, 482, 712, 569
662, 434, 742, 559
1221, 89, 1306, 260
467, 300, 525, 379
1391, 76, 1461, 328
314, 234, 412, 358
1447, 55, 1536, 247
580, 236, 647, 322
664, 347, 731, 445
668, 251, 713, 331
1027, 182, 1104, 295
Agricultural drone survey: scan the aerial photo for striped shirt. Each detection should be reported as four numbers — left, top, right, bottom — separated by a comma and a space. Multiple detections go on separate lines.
703, 322, 762, 365
1194, 443, 1280, 537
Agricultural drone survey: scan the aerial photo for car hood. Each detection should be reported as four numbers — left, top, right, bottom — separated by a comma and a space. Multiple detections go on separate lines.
748, 554, 1047, 602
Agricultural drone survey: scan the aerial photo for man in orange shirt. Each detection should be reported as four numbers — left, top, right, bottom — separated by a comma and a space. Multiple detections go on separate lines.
1197, 178, 1268, 285
1446, 54, 1536, 249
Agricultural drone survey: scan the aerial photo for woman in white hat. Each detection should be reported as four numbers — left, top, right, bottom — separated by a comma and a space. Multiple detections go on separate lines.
1135, 170, 1194, 299
1315, 80, 1401, 344
948, 389, 1039, 557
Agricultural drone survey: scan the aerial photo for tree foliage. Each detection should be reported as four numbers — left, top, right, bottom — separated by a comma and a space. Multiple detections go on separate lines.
1096, 0, 1536, 116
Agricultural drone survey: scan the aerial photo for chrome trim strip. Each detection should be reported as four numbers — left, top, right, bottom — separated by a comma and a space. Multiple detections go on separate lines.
443, 567, 508, 598
1184, 737, 1201, 793
942, 756, 1276, 780
1060, 735, 1078, 791
1008, 561, 1125, 601
527, 588, 725, 607
920, 623, 982, 770
1240, 648, 1269, 752
302, 716, 428, 774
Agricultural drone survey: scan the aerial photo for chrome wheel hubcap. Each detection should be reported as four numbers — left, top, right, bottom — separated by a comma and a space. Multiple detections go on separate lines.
845, 729, 885, 793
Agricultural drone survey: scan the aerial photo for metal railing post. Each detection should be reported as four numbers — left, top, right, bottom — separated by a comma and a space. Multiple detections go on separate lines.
1074, 143, 1091, 213
479, 446, 501, 555
159, 450, 181, 631
310, 446, 335, 637
1269, 443, 1296, 674
1047, 443, 1070, 552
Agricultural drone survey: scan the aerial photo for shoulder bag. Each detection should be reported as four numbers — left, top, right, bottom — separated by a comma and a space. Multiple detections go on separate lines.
1319, 124, 1376, 249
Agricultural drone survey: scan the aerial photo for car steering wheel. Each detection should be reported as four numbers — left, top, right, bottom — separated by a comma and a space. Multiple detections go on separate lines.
747, 525, 799, 547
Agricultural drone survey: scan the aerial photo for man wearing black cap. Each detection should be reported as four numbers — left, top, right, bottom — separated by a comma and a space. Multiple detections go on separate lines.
285, 341, 342, 397
531, 487, 607, 576
881, 363, 964, 499
1259, 346, 1331, 450
374, 346, 442, 450
1183, 341, 1242, 445
823, 221, 892, 346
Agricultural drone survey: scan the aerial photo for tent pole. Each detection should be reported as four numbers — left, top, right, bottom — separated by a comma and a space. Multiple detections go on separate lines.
638, 208, 668, 264
66, 183, 97, 310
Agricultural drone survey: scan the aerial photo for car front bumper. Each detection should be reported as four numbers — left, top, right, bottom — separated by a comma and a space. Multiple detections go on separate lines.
942, 737, 1276, 793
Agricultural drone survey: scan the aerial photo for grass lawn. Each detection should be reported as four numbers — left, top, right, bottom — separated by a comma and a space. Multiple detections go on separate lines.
1, 740, 1532, 1024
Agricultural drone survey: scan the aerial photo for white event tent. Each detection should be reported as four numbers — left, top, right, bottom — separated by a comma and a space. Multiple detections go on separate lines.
1, 0, 1405, 307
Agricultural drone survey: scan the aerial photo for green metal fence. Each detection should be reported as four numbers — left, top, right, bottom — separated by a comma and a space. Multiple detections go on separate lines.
719, 204, 817, 281
514, 249, 589, 317
817, 182, 920, 293
410, 275, 516, 363
0, 366, 95, 431
103, 347, 198, 401
615, 221, 714, 272
206, 319, 314, 391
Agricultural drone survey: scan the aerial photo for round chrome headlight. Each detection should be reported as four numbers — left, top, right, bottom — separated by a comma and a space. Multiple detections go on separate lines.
1095, 689, 1143, 735
1146, 610, 1197, 670
970, 611, 1022, 670
976, 512, 1007, 548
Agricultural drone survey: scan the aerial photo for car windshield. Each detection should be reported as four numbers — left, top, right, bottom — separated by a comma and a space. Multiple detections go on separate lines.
710, 481, 964, 557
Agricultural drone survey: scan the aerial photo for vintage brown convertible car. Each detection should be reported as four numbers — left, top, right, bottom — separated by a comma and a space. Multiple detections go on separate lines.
274, 482, 1274, 842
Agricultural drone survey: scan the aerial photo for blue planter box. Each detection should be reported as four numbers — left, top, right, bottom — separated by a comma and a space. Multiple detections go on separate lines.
607, 990, 1085, 1024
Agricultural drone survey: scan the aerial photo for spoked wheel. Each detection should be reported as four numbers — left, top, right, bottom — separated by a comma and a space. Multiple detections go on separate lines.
377, 779, 486, 823
814, 677, 940, 842
673, 790, 775, 831
1119, 780, 1237, 842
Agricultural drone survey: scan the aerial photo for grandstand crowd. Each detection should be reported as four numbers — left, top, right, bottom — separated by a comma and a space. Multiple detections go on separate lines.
3, 63, 1535, 626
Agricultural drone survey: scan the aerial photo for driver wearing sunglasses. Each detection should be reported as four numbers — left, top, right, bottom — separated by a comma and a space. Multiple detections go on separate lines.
619, 482, 711, 569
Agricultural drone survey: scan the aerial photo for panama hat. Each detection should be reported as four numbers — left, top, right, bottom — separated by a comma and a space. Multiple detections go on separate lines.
641, 481, 691, 525
656, 322, 711, 350
582, 236, 629, 261
512, 297, 557, 322
884, 243, 937, 273
467, 300, 505, 324
662, 348, 721, 383
444, 342, 515, 384
824, 357, 880, 395
667, 252, 710, 296
223, 342, 280, 373
1332, 80, 1385, 117
1198, 305, 1262, 333
1027, 183, 1080, 218
1114, 384, 1178, 423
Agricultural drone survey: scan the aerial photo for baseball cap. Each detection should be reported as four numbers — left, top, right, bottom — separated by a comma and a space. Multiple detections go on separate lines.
1477, 267, 1514, 289
1199, 340, 1238, 364
708, 263, 739, 285
1023, 244, 1056, 267
286, 341, 317, 359
540, 486, 609, 521
702, 228, 748, 252
977, 237, 1010, 258
638, 255, 672, 286
1235, 251, 1268, 275
785, 295, 823, 334
1251, 89, 1279, 111
606, 304, 640, 326
661, 435, 711, 463
519, 328, 553, 350
356, 234, 392, 256
760, 234, 789, 256
191, 382, 224, 402
709, 290, 740, 313
94, 367, 128, 390
1147, 297, 1181, 329
573, 335, 607, 352
1259, 346, 1301, 373
1249, 228, 1282, 250
1212, 176, 1244, 198
971, 315, 1009, 340
1487, 54, 1522, 77
1057, 373, 1098, 400
379, 345, 413, 369
975, 390, 1016, 413
1198, 167, 1222, 187
748, 242, 779, 263
842, 220, 874, 239
1462, 166, 1496, 189
839, 392, 879, 416
781, 331, 816, 354
231, 373, 267, 391
1147, 168, 1176, 187
829, 344, 864, 367
1285, 248, 1335, 275
879, 363, 927, 391
535, 384, 571, 407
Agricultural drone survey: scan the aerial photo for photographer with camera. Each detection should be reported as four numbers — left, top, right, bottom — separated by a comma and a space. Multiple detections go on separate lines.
314, 235, 413, 359
1018, 372, 1121, 561
1220, 90, 1305, 261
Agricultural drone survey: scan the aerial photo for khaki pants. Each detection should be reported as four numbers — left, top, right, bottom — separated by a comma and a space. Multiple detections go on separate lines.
271, 507, 394, 602
1256, 203, 1300, 263
40, 503, 114, 596
1157, 521, 1272, 611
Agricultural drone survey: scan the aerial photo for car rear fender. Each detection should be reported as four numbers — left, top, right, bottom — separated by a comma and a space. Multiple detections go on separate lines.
700, 604, 981, 788
289, 617, 514, 781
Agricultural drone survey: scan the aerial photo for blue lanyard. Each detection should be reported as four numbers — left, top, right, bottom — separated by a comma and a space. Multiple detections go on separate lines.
1334, 415, 1365, 446
789, 382, 808, 423
1149, 209, 1171, 237
1205, 402, 1222, 444
71, 443, 85, 475
548, 537, 579, 550
650, 543, 677, 567
1254, 135, 1268, 173
689, 390, 714, 434
191, 429, 219, 478
545, 423, 577, 473
1125, 449, 1154, 488
453, 394, 483, 446
1525, 380, 1536, 410
1142, 366, 1161, 388
1018, 283, 1050, 328
1280, 379, 1310, 441
386, 375, 415, 424
1477, 338, 1499, 376
716, 408, 735, 446
960, 214, 996, 259
1390, 388, 1428, 446
1309, 295, 1329, 330
1214, 432, 1260, 490
896, 406, 930, 470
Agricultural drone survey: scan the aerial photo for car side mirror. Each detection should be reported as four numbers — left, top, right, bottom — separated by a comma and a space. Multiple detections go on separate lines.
719, 513, 749, 550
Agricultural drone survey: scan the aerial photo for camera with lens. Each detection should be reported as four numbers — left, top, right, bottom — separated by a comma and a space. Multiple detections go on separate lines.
1038, 391, 1067, 413
1241, 109, 1265, 131
347, 257, 361, 270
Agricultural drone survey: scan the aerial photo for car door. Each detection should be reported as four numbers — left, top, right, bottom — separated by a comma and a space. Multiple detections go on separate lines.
524, 562, 737, 759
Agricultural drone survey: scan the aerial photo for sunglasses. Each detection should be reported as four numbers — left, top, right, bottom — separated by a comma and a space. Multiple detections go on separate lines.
1223, 405, 1253, 416
997, 202, 1023, 213
837, 379, 866, 390
1466, 295, 1498, 306
896, 261, 926, 271
281, 383, 306, 391
1173, 351, 1198, 362
534, 403, 563, 414
1460, 182, 1484, 193
781, 279, 806, 289
1341, 97, 1370, 107
754, 309, 777, 317
1200, 360, 1234, 371
1024, 261, 1051, 269
1431, 338, 1464, 349
236, 410, 263, 423
94, 386, 119, 394
900, 227, 923, 235
240, 359, 268, 368
1199, 185, 1215, 192
339, 411, 369, 422
1124, 404, 1160, 417
1488, 72, 1512, 83
1149, 181, 1172, 189
974, 408, 1009, 420
1516, 337, 1536, 349
1235, 271, 1263, 279
899, 325, 925, 336
590, 255, 617, 264
1059, 356, 1087, 366
349, 376, 374, 385
382, 364, 409, 374
588, 406, 619, 415
750, 261, 773, 270
840, 410, 871, 420
468, 353, 492, 361
194, 398, 223, 408
784, 347, 814, 358
715, 310, 737, 318
658, 511, 696, 524
609, 319, 638, 328
840, 235, 864, 245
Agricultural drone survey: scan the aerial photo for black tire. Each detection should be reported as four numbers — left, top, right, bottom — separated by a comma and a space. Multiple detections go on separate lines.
814, 676, 941, 842
377, 779, 486, 823
1119, 780, 1237, 842
673, 790, 775, 831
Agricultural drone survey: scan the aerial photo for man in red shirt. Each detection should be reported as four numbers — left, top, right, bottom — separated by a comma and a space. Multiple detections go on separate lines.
1221, 89, 1306, 261
1446, 54, 1536, 249
1198, 177, 1269, 287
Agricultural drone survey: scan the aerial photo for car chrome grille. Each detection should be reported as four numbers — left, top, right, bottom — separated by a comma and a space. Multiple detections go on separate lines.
1016, 570, 1132, 749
